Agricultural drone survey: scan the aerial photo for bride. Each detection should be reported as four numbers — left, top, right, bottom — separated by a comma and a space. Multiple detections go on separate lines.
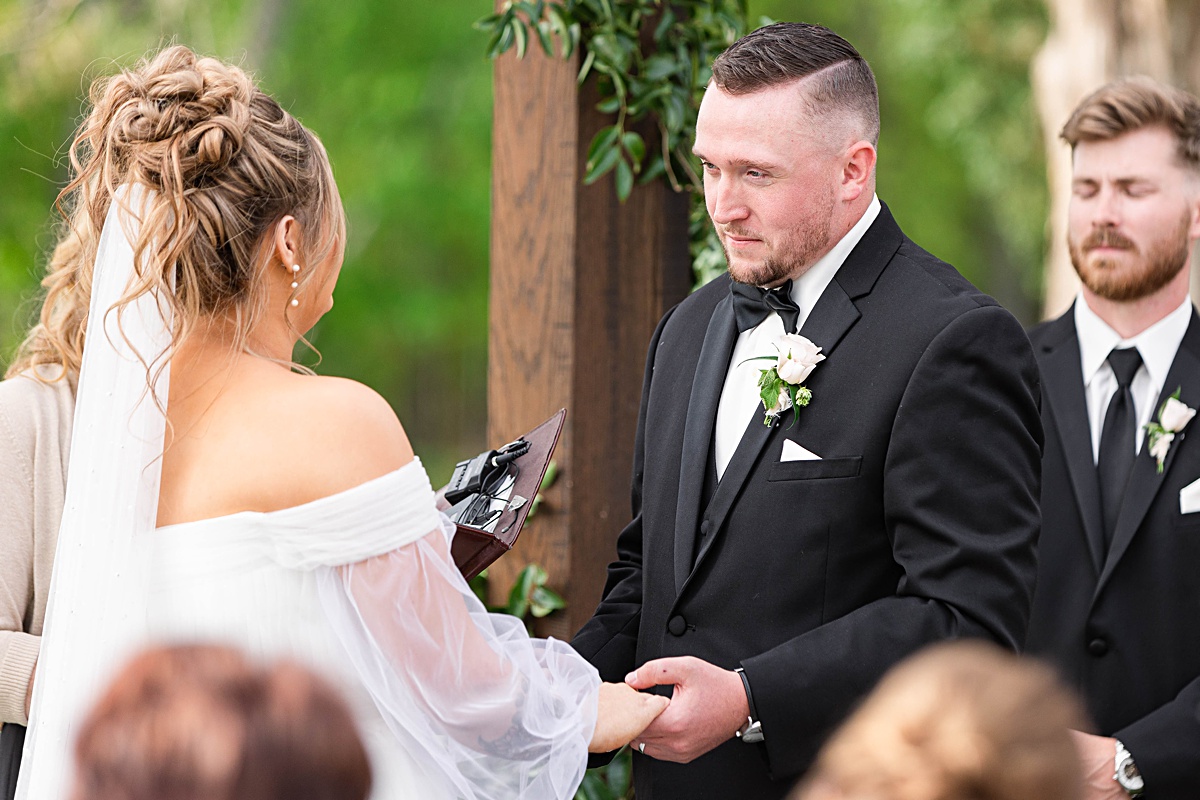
12, 45, 665, 799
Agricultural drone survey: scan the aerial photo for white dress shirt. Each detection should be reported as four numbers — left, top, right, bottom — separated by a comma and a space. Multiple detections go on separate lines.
713, 196, 881, 478
1074, 293, 1192, 462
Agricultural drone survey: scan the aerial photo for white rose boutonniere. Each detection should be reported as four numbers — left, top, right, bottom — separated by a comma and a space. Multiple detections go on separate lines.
742, 333, 825, 427
1143, 389, 1195, 474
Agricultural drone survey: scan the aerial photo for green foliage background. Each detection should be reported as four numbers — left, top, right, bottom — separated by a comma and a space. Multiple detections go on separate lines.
0, 0, 1048, 482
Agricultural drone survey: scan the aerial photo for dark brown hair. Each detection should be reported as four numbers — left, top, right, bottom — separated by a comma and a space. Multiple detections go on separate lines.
710, 22, 879, 146
72, 644, 371, 800
1061, 76, 1200, 170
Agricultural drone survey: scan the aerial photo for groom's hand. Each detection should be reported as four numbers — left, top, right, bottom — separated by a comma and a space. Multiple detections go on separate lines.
1070, 731, 1128, 800
624, 656, 748, 763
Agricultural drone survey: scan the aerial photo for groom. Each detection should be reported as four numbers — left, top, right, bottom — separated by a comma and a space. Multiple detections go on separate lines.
572, 22, 1043, 799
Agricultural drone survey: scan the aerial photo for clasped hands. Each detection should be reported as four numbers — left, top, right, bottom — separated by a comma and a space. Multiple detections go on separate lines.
588, 656, 749, 761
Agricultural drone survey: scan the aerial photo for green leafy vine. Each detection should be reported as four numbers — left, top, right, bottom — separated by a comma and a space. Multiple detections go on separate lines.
478, 0, 756, 286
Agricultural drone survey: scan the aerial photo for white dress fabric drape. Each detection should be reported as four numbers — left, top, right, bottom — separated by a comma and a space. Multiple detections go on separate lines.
147, 463, 599, 800
18, 188, 599, 799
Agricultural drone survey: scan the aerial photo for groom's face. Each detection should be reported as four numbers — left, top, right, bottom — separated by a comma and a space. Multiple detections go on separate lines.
695, 80, 842, 288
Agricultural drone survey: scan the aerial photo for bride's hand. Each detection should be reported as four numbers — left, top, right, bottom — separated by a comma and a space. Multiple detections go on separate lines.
588, 682, 669, 753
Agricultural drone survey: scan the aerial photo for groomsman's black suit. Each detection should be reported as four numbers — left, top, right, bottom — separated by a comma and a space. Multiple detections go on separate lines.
1026, 305, 1200, 798
573, 204, 1043, 800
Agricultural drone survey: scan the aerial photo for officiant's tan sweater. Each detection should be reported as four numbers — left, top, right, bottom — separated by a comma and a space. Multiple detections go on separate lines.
0, 368, 74, 725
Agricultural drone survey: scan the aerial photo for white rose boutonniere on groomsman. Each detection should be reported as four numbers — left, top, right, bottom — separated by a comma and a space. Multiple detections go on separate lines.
1144, 389, 1196, 474
742, 333, 825, 427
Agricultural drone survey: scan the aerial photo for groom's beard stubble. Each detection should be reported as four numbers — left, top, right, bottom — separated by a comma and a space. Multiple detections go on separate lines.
1068, 213, 1191, 302
720, 195, 835, 289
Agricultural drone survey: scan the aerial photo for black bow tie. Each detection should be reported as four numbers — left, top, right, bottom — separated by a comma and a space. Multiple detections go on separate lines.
730, 280, 801, 334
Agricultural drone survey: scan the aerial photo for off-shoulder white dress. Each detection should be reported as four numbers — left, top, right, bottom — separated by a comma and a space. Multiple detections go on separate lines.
143, 459, 599, 800
22, 459, 599, 800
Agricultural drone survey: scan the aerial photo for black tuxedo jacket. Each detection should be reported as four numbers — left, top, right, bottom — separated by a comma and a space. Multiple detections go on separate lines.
1026, 305, 1200, 798
573, 205, 1043, 800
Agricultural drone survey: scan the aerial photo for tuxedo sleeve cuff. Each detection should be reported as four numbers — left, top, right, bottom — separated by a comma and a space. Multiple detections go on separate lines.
1115, 689, 1200, 800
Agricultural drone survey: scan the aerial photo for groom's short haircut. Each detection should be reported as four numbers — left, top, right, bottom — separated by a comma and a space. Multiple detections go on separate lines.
711, 22, 880, 146
1061, 77, 1200, 172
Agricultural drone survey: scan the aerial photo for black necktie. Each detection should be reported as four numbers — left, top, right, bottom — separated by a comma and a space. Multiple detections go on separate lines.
1098, 347, 1143, 546
730, 280, 801, 334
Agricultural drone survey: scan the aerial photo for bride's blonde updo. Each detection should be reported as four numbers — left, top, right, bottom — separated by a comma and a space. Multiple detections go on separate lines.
7, 44, 344, 379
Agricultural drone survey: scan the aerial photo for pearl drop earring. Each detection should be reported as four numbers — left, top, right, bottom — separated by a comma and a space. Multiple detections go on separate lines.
289, 263, 300, 307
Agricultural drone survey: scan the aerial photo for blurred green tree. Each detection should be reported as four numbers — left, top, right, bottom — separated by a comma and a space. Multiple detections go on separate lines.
749, 0, 1049, 323
0, 0, 494, 480
0, 0, 1049, 486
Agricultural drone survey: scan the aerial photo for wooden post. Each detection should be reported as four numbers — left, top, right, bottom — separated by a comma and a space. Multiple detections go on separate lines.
488, 41, 691, 638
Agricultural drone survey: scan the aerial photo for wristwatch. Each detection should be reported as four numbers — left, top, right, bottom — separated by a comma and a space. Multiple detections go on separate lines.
733, 668, 764, 744
736, 716, 764, 744
1114, 739, 1144, 797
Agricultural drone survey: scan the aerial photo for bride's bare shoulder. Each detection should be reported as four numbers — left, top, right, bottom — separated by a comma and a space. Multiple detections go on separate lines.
161, 370, 416, 522
271, 374, 414, 490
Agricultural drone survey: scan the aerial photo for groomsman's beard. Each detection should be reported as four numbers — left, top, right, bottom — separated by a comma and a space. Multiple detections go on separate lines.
720, 199, 835, 288
1068, 212, 1191, 302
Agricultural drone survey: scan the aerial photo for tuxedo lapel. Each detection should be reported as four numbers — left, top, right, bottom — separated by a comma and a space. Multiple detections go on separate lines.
677, 205, 902, 597
1097, 312, 1200, 594
673, 293, 738, 594
684, 259, 865, 587
1038, 311, 1106, 574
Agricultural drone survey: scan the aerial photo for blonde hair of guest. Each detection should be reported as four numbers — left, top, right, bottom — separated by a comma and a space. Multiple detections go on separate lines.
792, 640, 1088, 800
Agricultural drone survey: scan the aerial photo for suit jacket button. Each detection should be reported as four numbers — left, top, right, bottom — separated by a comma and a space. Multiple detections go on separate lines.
668, 615, 687, 636
699, 520, 710, 536
1088, 637, 1109, 657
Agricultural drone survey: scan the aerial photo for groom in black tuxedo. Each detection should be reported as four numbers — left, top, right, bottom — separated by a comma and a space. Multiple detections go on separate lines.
572, 22, 1042, 800
1025, 78, 1200, 799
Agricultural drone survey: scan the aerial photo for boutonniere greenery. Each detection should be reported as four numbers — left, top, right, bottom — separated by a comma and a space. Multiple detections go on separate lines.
1143, 389, 1195, 474
742, 333, 825, 427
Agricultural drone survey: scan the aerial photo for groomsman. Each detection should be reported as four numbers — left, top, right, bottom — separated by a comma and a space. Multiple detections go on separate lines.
1026, 77, 1200, 800
573, 22, 1043, 800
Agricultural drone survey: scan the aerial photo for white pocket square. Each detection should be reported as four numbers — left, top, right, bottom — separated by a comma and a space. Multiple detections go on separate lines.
781, 439, 821, 462
1180, 478, 1200, 514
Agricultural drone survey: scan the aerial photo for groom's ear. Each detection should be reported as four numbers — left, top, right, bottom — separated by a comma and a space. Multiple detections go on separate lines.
839, 140, 877, 202
271, 215, 301, 267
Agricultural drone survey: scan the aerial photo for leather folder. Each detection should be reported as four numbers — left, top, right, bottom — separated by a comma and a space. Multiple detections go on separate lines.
449, 409, 565, 580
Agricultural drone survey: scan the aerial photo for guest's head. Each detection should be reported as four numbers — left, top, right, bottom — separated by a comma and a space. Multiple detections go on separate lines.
1062, 76, 1200, 170
790, 640, 1087, 800
1062, 77, 1200, 304
697, 22, 878, 288
71, 644, 371, 800
8, 44, 345, 381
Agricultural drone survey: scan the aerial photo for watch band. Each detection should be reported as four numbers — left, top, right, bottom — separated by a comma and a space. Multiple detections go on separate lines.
734, 667, 764, 744
734, 667, 759, 720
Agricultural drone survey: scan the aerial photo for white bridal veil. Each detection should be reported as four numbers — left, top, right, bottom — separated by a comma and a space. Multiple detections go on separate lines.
18, 185, 171, 800
17, 185, 599, 800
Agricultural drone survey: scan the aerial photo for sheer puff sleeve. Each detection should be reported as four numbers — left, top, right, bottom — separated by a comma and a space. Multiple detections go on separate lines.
290, 459, 599, 800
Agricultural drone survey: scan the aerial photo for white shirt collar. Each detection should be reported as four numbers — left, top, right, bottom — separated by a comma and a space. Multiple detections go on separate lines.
788, 195, 881, 325
1074, 292, 1192, 390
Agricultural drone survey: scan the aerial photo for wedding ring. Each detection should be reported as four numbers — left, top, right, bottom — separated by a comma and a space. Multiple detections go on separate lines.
639, 742, 646, 754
